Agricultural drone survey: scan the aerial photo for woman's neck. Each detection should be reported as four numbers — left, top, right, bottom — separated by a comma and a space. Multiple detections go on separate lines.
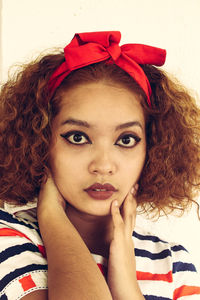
65, 204, 113, 258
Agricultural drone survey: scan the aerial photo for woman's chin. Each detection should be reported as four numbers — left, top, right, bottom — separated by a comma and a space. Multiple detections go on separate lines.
66, 202, 112, 219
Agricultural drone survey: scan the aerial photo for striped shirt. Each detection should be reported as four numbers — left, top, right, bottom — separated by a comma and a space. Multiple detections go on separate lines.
0, 203, 200, 299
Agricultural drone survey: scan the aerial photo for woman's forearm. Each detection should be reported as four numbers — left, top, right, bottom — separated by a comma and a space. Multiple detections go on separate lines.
38, 206, 112, 300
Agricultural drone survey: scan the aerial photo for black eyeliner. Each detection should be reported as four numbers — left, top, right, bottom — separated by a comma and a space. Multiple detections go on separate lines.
115, 132, 141, 148
60, 130, 91, 145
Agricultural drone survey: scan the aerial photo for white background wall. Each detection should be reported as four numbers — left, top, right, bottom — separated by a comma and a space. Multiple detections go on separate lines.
1, 0, 200, 271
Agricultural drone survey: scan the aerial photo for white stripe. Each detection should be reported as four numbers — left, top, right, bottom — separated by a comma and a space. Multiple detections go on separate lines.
0, 218, 43, 248
173, 271, 200, 287
136, 255, 172, 274
92, 253, 108, 267
138, 280, 173, 298
180, 296, 200, 299
133, 235, 169, 252
0, 248, 47, 281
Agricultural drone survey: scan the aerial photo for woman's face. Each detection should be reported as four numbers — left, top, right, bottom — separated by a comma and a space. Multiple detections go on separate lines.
49, 82, 146, 216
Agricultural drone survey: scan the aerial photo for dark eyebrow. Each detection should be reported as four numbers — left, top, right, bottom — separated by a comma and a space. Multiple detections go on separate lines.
115, 121, 143, 131
61, 118, 143, 131
61, 118, 90, 128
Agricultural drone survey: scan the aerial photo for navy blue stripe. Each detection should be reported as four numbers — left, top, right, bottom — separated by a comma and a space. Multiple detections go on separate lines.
173, 261, 197, 273
34, 222, 42, 237
133, 231, 167, 244
135, 248, 171, 260
0, 209, 35, 230
144, 295, 171, 300
0, 243, 41, 263
0, 264, 47, 291
171, 244, 187, 252
0, 294, 8, 299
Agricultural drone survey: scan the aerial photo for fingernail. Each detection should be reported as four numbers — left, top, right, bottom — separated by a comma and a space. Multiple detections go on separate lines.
135, 184, 139, 191
131, 184, 139, 195
113, 200, 119, 207
130, 187, 135, 195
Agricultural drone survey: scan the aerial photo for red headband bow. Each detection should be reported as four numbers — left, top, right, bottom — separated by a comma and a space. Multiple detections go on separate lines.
48, 31, 166, 106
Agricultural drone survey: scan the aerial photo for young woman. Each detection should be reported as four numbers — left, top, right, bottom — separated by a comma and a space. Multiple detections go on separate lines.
0, 31, 200, 300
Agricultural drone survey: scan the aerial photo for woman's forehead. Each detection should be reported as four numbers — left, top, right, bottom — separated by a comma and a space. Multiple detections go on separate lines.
55, 82, 146, 128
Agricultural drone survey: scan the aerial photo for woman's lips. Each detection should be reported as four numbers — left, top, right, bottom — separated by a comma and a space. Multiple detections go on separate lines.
84, 183, 117, 200
85, 190, 116, 200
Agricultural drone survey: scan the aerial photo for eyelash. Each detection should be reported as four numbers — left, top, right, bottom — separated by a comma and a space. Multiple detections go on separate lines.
60, 130, 141, 148
61, 131, 91, 145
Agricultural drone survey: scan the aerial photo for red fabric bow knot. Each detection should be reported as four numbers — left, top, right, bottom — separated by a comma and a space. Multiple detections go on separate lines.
64, 31, 122, 69
48, 31, 166, 106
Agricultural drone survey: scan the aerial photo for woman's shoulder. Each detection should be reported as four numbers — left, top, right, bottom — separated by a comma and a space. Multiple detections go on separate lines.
133, 223, 200, 298
0, 201, 46, 258
0, 201, 40, 234
133, 223, 191, 262
0, 202, 48, 299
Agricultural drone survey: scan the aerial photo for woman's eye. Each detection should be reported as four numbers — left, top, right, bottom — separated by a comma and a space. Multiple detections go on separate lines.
116, 134, 141, 148
61, 131, 90, 145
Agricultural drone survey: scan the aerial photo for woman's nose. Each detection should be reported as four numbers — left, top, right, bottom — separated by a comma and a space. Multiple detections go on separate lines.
88, 149, 117, 176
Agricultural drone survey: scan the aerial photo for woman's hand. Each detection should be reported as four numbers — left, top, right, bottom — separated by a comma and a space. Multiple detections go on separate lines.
37, 173, 113, 300
38, 173, 66, 218
107, 186, 144, 300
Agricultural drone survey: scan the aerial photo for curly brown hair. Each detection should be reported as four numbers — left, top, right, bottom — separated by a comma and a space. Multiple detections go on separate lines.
0, 50, 199, 217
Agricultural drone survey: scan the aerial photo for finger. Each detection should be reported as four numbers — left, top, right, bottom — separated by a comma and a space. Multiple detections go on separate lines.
40, 169, 53, 189
122, 190, 137, 236
111, 200, 124, 236
39, 173, 66, 209
121, 184, 138, 213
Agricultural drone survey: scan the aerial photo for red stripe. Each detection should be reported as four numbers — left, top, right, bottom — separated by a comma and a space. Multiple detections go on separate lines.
38, 244, 47, 258
173, 285, 200, 299
0, 228, 32, 241
97, 263, 107, 278
0, 227, 46, 258
137, 270, 173, 282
